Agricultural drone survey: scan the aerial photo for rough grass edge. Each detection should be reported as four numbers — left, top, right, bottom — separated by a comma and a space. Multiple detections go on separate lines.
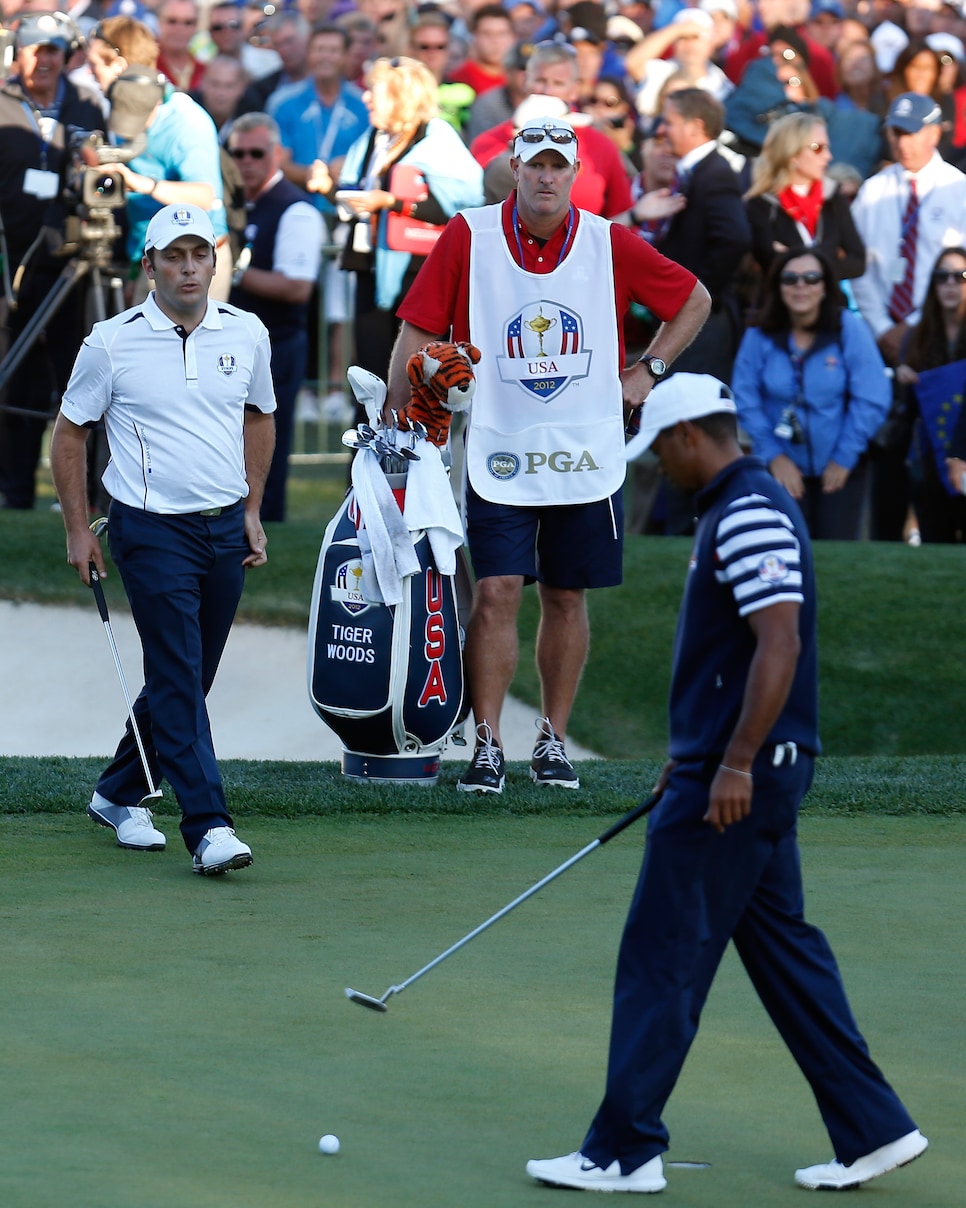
2, 755, 964, 819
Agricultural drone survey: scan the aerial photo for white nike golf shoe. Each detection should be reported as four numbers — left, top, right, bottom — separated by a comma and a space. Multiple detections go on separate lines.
88, 791, 165, 851
526, 1151, 666, 1193
795, 1129, 928, 1190
192, 827, 253, 876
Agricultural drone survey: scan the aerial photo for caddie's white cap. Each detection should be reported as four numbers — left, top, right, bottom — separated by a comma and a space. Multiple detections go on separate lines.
144, 203, 217, 253
624, 372, 736, 461
513, 115, 579, 164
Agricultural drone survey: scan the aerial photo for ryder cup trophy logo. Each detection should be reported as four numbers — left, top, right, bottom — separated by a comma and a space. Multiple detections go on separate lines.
497, 299, 592, 401
331, 558, 369, 615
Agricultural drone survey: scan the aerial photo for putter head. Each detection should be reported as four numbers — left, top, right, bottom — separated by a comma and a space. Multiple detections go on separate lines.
136, 787, 164, 806
345, 987, 389, 1012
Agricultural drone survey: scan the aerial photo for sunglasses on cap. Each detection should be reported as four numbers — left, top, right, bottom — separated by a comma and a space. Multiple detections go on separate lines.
517, 125, 578, 145
780, 270, 823, 286
933, 268, 966, 284
229, 146, 267, 159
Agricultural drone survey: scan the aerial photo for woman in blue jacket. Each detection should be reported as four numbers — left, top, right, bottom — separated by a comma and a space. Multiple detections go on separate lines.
733, 247, 891, 539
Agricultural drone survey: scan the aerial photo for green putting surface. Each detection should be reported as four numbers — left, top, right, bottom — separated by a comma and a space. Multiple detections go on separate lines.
0, 814, 961, 1207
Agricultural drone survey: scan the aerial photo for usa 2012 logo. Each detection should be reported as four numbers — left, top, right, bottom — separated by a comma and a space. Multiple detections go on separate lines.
496, 300, 592, 401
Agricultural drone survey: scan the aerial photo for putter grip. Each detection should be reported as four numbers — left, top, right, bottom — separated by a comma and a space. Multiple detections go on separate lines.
597, 792, 660, 846
89, 563, 110, 622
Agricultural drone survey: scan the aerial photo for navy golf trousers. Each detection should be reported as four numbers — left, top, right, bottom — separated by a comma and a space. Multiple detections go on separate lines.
96, 500, 249, 854
581, 753, 918, 1176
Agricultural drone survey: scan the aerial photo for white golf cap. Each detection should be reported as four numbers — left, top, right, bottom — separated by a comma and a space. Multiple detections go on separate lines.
144, 203, 217, 253
699, 0, 738, 17
513, 115, 579, 164
511, 93, 570, 129
624, 373, 737, 462
926, 31, 965, 61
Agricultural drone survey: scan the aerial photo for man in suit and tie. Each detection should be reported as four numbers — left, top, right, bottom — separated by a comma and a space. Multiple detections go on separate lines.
655, 88, 750, 384
653, 88, 750, 532
850, 92, 966, 539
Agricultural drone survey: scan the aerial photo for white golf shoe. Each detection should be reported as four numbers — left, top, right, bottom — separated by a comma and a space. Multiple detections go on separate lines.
192, 827, 253, 876
88, 791, 166, 851
795, 1129, 928, 1190
526, 1151, 666, 1193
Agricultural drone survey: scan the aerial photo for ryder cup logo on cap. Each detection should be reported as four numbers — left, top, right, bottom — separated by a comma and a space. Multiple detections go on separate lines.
624, 372, 737, 462
144, 204, 217, 253
886, 92, 942, 134
513, 116, 579, 164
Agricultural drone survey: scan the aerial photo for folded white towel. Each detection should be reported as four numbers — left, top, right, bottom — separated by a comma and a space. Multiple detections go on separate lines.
402, 440, 465, 575
351, 448, 419, 605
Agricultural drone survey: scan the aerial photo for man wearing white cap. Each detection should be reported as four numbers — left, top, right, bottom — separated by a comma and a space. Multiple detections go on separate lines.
50, 203, 276, 876
387, 116, 709, 793
626, 8, 733, 118
850, 90, 966, 538
527, 374, 928, 1195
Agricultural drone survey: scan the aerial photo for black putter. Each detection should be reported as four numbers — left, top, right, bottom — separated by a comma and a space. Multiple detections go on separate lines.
345, 792, 661, 1012
88, 517, 162, 808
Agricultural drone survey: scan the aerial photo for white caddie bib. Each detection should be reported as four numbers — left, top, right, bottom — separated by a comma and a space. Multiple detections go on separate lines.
464, 205, 625, 505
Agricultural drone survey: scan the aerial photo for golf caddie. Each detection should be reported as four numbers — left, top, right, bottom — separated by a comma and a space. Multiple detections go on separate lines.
50, 203, 276, 876
527, 374, 928, 1195
386, 115, 710, 795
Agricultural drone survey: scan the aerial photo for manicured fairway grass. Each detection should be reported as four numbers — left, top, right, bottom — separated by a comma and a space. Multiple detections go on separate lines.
0, 813, 960, 1208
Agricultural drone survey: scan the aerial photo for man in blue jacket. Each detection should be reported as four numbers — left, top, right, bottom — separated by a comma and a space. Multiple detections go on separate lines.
527, 374, 927, 1195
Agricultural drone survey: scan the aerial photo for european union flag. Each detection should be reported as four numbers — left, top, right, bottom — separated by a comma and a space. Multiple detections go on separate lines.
915, 358, 966, 494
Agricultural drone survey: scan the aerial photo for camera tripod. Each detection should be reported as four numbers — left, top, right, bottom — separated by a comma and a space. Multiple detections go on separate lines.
0, 206, 127, 509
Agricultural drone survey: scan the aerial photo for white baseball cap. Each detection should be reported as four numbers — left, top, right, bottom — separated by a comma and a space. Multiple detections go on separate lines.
513, 115, 579, 164
144, 204, 217, 253
699, 0, 738, 18
624, 373, 737, 461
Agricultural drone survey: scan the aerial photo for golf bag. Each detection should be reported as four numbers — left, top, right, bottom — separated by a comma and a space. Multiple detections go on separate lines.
308, 472, 472, 784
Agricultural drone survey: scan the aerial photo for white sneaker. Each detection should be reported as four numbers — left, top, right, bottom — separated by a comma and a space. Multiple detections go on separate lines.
795, 1129, 928, 1190
192, 826, 253, 876
526, 1151, 666, 1193
88, 791, 165, 851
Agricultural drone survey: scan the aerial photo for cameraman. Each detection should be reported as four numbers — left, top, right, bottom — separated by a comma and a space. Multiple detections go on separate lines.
0, 11, 103, 510
85, 16, 231, 300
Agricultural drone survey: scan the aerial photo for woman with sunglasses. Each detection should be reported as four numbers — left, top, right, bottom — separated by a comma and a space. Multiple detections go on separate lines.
732, 247, 891, 539
310, 56, 484, 399
895, 247, 966, 540
745, 111, 866, 283
583, 74, 643, 175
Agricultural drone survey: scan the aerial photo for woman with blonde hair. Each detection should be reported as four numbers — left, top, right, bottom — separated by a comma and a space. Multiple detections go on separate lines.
309, 56, 484, 395
744, 111, 865, 281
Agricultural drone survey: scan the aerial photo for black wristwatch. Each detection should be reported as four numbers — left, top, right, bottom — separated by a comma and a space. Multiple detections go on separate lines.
639, 354, 668, 380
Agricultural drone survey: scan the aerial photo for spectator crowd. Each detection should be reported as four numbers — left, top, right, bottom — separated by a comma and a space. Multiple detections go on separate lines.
4, 0, 966, 537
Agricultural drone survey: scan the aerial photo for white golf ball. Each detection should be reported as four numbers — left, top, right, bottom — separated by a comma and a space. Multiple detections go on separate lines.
318, 1134, 340, 1155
